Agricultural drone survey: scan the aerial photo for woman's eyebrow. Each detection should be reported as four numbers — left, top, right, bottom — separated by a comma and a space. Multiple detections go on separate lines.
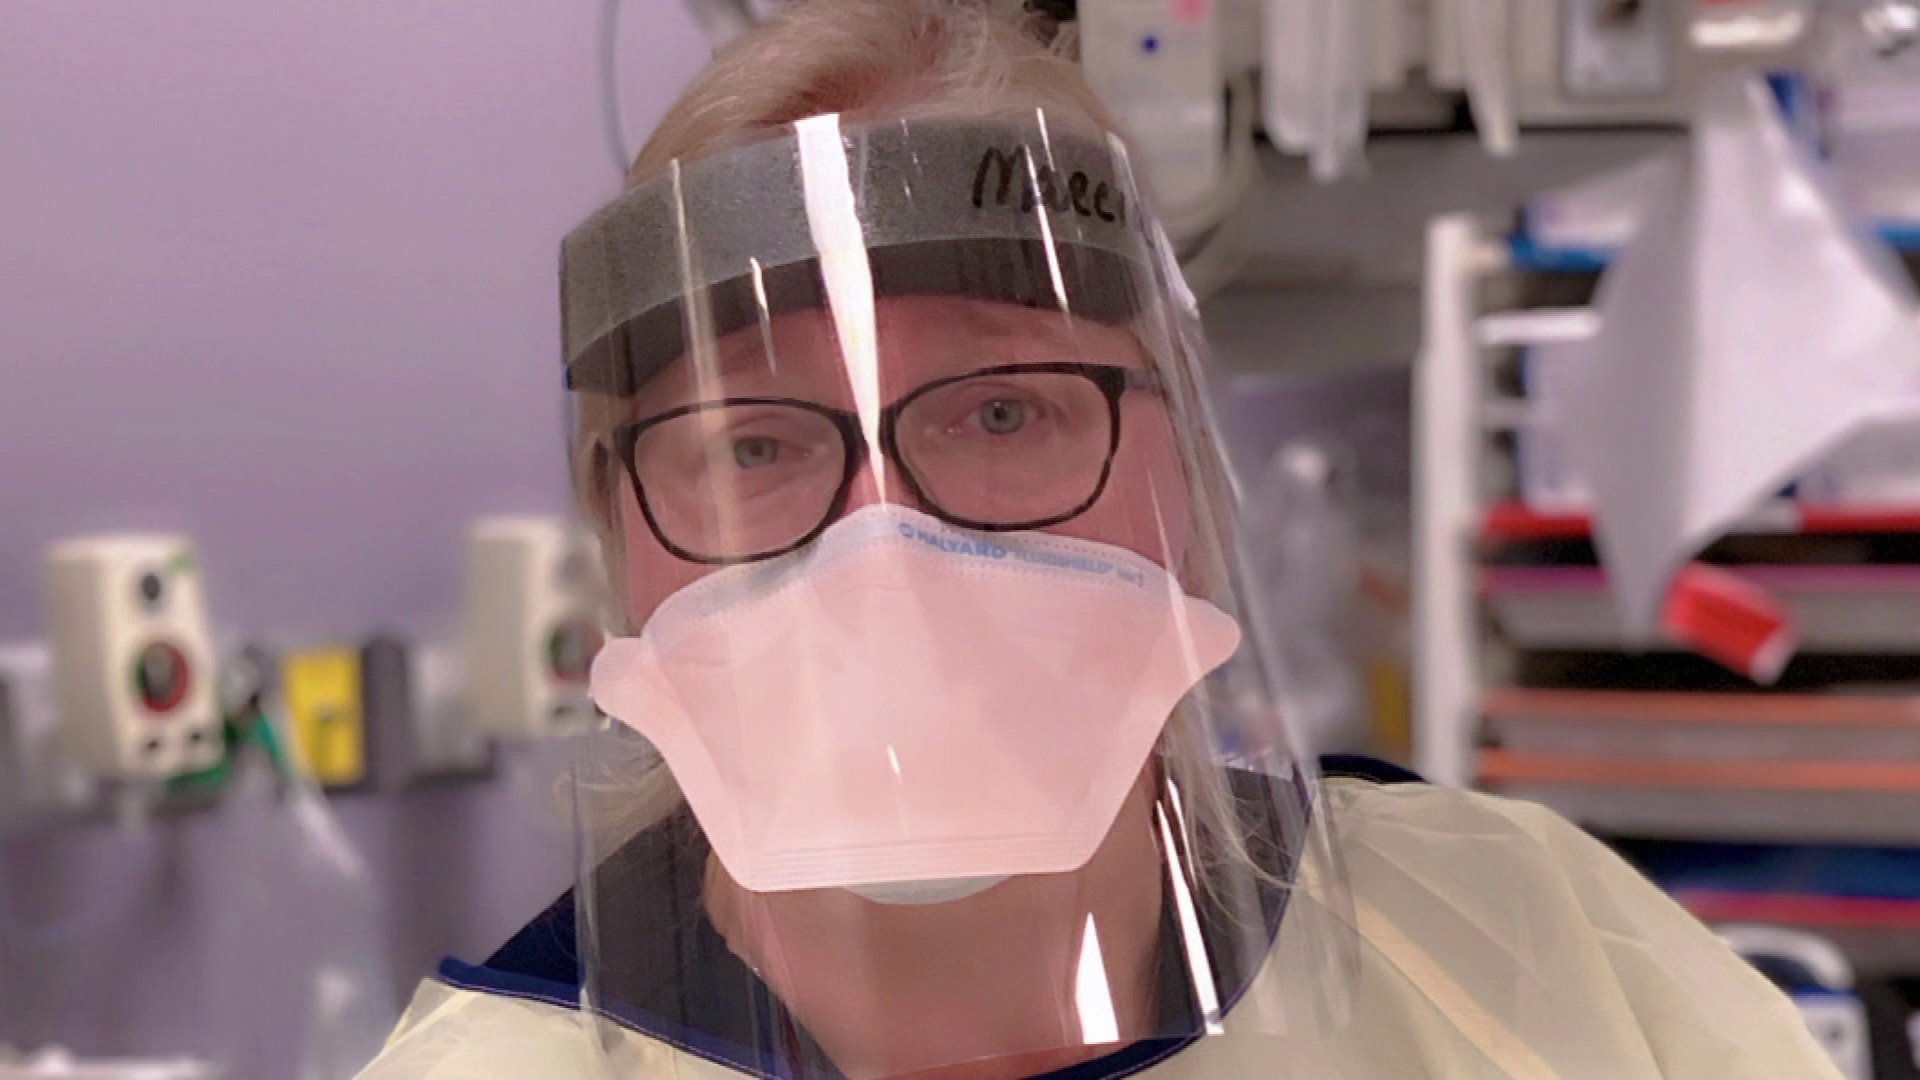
682, 303, 1089, 392
700, 311, 843, 379
692, 337, 777, 379
957, 303, 1085, 350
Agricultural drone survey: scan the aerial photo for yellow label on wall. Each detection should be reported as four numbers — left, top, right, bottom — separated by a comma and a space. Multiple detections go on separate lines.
282, 648, 365, 788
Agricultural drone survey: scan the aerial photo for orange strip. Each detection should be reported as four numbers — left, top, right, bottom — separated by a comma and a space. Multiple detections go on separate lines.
1477, 749, 1920, 793
1481, 687, 1920, 728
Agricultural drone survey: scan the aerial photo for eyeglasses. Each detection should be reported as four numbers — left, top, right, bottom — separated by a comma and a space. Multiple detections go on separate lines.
612, 362, 1163, 565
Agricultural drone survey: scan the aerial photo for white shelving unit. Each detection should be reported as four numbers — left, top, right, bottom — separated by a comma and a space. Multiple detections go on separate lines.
1412, 214, 1496, 789
1406, 215, 1920, 1022
1409, 212, 1920, 840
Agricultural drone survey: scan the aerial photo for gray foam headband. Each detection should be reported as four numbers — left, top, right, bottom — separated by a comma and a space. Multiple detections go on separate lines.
559, 116, 1159, 395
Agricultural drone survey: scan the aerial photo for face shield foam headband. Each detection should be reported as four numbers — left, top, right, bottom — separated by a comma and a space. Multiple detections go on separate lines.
559, 115, 1163, 397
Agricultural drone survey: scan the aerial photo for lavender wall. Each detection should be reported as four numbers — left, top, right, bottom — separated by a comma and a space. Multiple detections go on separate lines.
0, 1, 709, 641
1, 4, 707, 1073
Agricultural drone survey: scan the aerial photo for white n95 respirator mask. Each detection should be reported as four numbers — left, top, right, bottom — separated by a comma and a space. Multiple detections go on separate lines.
588, 504, 1241, 896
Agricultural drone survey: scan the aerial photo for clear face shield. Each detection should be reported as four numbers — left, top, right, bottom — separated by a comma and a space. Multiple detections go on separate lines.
560, 110, 1355, 1077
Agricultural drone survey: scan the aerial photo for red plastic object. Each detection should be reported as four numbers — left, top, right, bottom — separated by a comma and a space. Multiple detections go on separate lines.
1660, 562, 1797, 684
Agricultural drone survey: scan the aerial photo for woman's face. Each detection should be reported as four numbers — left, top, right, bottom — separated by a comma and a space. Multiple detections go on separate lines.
611, 294, 1194, 628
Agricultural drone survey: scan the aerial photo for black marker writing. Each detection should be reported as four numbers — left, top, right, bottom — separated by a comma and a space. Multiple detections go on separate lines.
971, 145, 1125, 224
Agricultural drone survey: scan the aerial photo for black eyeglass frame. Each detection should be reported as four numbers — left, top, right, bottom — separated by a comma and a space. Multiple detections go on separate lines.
610, 361, 1164, 565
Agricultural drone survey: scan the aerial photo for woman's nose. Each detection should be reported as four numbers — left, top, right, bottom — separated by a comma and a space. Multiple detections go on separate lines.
835, 452, 926, 518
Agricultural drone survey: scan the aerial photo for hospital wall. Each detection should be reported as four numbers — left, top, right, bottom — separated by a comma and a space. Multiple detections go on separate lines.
0, 1, 707, 641
0, 3, 708, 1076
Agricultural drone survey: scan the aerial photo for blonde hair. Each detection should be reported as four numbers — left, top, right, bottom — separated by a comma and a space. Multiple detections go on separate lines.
573, 0, 1288, 890
629, 0, 1110, 183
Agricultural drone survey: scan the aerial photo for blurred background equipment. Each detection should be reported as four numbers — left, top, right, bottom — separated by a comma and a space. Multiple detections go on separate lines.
360, 635, 493, 788
2, 520, 579, 1079
1240, 439, 1371, 755
7, 0, 1920, 1077
43, 536, 221, 782
1720, 924, 1875, 1080
282, 647, 370, 792
0, 1047, 219, 1079
461, 517, 603, 740
1404, 9, 1920, 1075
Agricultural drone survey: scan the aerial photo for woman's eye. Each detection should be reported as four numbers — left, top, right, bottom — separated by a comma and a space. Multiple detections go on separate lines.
731, 435, 782, 469
975, 398, 1028, 436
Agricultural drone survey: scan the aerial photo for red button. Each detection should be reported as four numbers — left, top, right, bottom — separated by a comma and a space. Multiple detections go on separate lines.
547, 619, 602, 685
133, 642, 192, 714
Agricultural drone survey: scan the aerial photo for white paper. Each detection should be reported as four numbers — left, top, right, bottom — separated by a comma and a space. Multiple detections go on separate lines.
1558, 74, 1920, 631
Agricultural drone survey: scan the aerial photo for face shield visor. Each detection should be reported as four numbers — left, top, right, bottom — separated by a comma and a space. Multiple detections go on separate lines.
559, 110, 1355, 1078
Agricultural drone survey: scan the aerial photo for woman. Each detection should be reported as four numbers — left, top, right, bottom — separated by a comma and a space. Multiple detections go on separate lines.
360, 2, 1838, 1077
